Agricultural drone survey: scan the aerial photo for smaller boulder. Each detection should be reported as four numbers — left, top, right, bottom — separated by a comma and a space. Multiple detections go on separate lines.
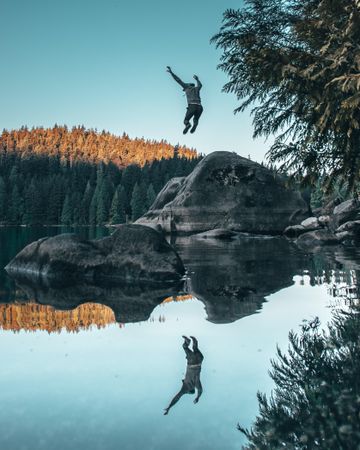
296, 230, 339, 247
300, 217, 320, 230
193, 229, 238, 240
335, 220, 360, 234
335, 220, 360, 243
284, 225, 306, 238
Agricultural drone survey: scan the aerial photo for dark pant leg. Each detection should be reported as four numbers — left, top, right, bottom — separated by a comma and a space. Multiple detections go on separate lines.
183, 343, 193, 358
192, 105, 203, 127
193, 349, 204, 364
184, 105, 196, 125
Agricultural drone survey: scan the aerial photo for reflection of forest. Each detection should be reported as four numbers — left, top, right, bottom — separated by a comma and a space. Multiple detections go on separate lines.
0, 295, 193, 333
0, 296, 194, 333
161, 294, 193, 304
0, 302, 120, 333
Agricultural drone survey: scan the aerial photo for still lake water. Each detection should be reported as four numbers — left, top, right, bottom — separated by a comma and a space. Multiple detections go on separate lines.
0, 227, 359, 450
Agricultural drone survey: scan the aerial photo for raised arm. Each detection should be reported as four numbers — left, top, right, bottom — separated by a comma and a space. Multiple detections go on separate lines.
193, 75, 202, 89
164, 389, 185, 415
166, 66, 187, 88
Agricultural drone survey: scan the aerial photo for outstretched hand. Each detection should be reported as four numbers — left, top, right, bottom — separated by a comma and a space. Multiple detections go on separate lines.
193, 398, 199, 404
166, 66, 172, 73
164, 408, 169, 415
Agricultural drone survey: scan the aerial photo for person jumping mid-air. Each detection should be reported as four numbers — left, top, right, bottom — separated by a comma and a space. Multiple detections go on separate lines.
166, 66, 203, 134
164, 336, 204, 415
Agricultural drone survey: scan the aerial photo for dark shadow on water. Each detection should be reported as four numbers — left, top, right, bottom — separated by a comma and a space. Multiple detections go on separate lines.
176, 236, 310, 323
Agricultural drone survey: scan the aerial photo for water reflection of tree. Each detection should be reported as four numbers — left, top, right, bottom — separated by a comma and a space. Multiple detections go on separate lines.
239, 301, 360, 449
0, 302, 122, 333
302, 252, 360, 305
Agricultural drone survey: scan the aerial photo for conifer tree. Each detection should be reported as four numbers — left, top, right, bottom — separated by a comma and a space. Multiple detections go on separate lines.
80, 181, 94, 225
0, 176, 6, 222
239, 309, 360, 449
9, 185, 22, 224
48, 176, 64, 224
146, 183, 156, 210
131, 182, 146, 221
71, 191, 82, 225
89, 188, 98, 225
24, 179, 41, 225
212, 0, 360, 191
22, 182, 34, 225
9, 165, 19, 186
122, 164, 141, 193
61, 194, 72, 225
151, 164, 163, 193
96, 192, 107, 225
110, 185, 127, 224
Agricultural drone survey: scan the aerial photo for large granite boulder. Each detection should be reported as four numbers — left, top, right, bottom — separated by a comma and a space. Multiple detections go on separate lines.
5, 224, 185, 285
137, 151, 308, 235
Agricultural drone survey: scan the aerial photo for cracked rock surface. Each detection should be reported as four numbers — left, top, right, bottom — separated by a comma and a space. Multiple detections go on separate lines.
137, 151, 309, 235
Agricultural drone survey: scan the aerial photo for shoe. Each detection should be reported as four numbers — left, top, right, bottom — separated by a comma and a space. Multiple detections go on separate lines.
190, 336, 198, 345
190, 124, 197, 134
182, 335, 191, 345
183, 124, 191, 134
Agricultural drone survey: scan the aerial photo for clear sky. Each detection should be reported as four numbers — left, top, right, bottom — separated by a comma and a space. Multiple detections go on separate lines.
1, 0, 270, 162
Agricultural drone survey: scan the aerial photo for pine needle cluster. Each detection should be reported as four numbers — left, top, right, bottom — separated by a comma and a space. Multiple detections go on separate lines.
239, 307, 360, 449
212, 0, 360, 192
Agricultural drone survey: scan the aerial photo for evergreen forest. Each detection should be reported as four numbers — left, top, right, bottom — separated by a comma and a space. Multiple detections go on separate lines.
0, 126, 201, 226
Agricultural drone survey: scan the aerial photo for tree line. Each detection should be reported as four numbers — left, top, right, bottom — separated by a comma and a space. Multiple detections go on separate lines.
0, 125, 197, 166
0, 149, 201, 226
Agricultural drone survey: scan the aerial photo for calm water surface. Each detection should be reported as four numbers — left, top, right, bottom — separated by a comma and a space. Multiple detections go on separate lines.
0, 227, 359, 450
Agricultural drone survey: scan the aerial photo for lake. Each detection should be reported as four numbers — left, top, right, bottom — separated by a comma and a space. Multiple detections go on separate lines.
0, 227, 359, 450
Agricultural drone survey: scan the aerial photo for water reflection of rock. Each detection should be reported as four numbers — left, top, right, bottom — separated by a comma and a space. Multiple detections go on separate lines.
178, 236, 309, 323
7, 280, 181, 325
3, 236, 310, 328
307, 244, 360, 272
5, 236, 360, 330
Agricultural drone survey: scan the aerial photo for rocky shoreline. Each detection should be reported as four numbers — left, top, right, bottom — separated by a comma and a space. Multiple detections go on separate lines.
6, 152, 359, 293
284, 198, 360, 246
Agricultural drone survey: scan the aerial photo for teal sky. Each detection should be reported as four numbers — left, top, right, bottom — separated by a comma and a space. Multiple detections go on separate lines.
1, 0, 270, 161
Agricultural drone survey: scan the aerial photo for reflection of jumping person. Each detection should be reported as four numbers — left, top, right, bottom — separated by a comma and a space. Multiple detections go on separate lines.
166, 66, 203, 134
164, 336, 204, 415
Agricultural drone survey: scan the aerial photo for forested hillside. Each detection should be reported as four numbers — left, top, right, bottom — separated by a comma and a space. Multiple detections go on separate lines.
0, 125, 197, 166
0, 126, 201, 225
